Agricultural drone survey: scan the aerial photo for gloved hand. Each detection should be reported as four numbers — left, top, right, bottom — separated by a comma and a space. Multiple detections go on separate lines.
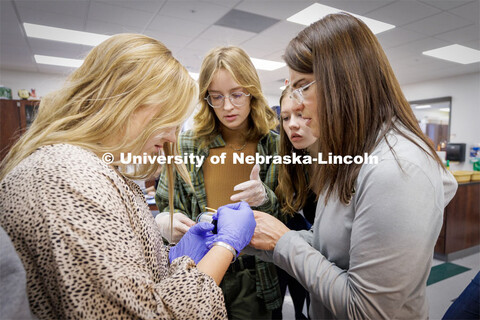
212, 201, 256, 254
231, 164, 268, 206
155, 212, 195, 243
169, 222, 216, 264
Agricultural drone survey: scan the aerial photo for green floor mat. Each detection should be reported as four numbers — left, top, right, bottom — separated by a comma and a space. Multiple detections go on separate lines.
427, 262, 471, 286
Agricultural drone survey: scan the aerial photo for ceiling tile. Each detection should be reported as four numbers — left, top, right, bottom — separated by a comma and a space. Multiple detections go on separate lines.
28, 38, 92, 59
262, 49, 286, 61
144, 29, 194, 49
419, 0, 472, 10
16, 5, 85, 30
239, 33, 286, 58
259, 21, 306, 43
14, 0, 90, 20
199, 0, 242, 8
0, 31, 29, 49
384, 37, 450, 61
94, 0, 165, 13
1, 0, 479, 96
235, 0, 315, 20
450, 1, 480, 24
395, 53, 458, 70
403, 11, 472, 36
257, 67, 288, 83
175, 48, 206, 72
88, 1, 154, 29
376, 27, 428, 49
148, 14, 209, 38
37, 64, 77, 74
465, 38, 480, 50
317, 0, 395, 15
159, 0, 231, 24
400, 63, 480, 85
367, 1, 441, 26
214, 9, 279, 33
434, 24, 480, 46
85, 19, 142, 35
1, 1, 21, 35
198, 25, 256, 43
1, 45, 37, 69
184, 37, 233, 56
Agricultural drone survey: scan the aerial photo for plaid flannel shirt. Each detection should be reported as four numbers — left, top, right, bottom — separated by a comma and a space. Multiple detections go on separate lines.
155, 129, 282, 310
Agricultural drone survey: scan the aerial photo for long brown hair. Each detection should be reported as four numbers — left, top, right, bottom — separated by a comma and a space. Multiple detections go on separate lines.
284, 13, 443, 205
194, 46, 278, 147
276, 87, 310, 216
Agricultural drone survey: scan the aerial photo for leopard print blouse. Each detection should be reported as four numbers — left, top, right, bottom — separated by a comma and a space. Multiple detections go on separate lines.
0, 144, 227, 319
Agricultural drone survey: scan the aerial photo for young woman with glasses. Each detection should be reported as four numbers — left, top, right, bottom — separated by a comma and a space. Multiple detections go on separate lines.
248, 13, 458, 319
155, 46, 281, 319
0, 34, 258, 319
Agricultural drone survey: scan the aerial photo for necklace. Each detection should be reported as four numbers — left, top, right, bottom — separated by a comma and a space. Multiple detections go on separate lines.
229, 141, 247, 151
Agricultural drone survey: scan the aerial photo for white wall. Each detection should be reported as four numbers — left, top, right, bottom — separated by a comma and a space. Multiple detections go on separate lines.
265, 94, 281, 107
0, 68, 67, 99
1, 67, 285, 107
402, 72, 480, 171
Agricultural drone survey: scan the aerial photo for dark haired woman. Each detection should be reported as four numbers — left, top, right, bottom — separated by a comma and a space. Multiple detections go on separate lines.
249, 13, 457, 319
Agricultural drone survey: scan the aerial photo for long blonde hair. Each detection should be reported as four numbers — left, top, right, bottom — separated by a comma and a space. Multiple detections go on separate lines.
284, 13, 443, 205
0, 34, 196, 206
194, 46, 278, 146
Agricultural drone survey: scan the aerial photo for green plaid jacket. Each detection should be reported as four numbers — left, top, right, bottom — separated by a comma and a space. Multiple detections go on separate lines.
155, 129, 282, 310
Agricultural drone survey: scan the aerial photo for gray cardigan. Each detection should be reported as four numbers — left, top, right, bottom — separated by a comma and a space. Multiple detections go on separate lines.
253, 128, 458, 319
0, 226, 36, 320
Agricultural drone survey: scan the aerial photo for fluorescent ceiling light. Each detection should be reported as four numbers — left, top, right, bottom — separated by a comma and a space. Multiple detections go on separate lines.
24, 23, 110, 46
287, 3, 395, 34
415, 105, 431, 109
188, 72, 199, 80
250, 58, 286, 71
423, 44, 480, 64
439, 108, 450, 112
34, 55, 84, 68
279, 85, 287, 90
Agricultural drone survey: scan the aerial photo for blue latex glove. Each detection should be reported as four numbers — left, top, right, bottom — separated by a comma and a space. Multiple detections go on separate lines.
212, 201, 256, 255
169, 222, 215, 264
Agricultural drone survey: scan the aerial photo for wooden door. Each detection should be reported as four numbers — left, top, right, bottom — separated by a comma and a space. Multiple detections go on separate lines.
0, 100, 22, 160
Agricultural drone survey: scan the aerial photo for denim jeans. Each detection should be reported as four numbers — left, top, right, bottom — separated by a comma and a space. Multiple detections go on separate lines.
443, 271, 480, 319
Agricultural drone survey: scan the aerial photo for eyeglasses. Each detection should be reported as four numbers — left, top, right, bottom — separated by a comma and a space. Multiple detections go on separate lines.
204, 92, 251, 108
290, 80, 316, 105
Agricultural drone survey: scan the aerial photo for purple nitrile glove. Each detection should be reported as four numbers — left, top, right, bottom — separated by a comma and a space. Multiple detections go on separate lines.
212, 201, 256, 255
169, 222, 215, 264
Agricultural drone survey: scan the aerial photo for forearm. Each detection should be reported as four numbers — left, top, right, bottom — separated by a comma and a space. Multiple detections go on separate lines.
197, 245, 234, 285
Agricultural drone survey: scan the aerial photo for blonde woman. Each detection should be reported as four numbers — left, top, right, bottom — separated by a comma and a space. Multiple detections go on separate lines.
156, 46, 281, 319
0, 34, 257, 319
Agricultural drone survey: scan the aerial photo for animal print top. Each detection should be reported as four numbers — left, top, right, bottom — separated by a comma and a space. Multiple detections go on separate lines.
0, 144, 227, 319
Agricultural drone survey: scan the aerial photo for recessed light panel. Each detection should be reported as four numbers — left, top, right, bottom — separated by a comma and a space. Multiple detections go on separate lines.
34, 55, 83, 68
423, 45, 480, 64
250, 58, 286, 71
189, 72, 199, 80
287, 3, 395, 35
24, 23, 110, 46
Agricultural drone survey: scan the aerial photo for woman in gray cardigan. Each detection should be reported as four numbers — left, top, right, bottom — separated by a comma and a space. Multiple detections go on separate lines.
249, 13, 457, 319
